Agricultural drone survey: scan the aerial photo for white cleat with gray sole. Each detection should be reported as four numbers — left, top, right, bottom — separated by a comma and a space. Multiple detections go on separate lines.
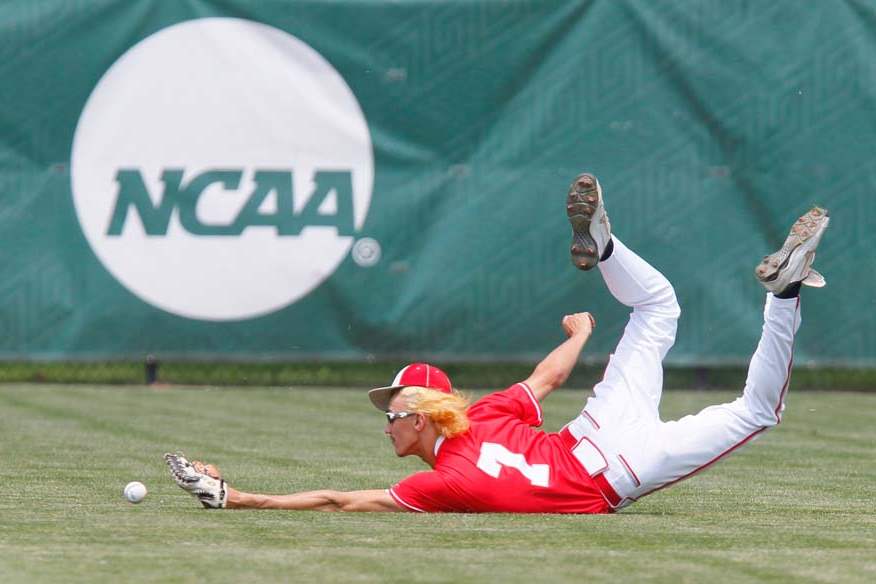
567, 173, 612, 271
755, 207, 830, 294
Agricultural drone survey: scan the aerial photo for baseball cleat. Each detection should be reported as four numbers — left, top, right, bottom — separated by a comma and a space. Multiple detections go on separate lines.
755, 206, 830, 294
164, 452, 228, 509
567, 173, 612, 270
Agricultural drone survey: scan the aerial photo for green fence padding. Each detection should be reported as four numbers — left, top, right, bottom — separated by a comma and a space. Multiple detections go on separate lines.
0, 1, 871, 365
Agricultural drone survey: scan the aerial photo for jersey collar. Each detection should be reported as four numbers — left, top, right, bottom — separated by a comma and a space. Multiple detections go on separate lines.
434, 435, 446, 457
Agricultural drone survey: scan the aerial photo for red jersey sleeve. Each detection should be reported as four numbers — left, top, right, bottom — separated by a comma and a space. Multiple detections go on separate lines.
467, 382, 543, 427
389, 471, 465, 513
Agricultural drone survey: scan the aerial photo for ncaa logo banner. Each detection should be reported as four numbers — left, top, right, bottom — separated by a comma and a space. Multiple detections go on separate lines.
71, 18, 374, 321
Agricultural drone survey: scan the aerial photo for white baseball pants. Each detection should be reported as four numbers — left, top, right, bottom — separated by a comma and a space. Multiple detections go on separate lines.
565, 237, 801, 508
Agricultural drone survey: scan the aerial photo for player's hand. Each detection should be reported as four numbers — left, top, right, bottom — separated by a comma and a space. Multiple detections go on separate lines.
192, 460, 223, 480
562, 312, 595, 338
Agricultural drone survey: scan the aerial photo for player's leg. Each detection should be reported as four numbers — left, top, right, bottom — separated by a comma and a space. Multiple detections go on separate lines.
591, 236, 681, 418
565, 173, 679, 426
628, 293, 800, 496
624, 207, 829, 499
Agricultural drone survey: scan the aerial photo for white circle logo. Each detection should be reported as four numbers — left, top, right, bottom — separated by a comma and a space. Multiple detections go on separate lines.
71, 18, 373, 321
351, 237, 381, 268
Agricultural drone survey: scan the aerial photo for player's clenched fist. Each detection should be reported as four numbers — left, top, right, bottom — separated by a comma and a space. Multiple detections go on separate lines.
562, 312, 596, 338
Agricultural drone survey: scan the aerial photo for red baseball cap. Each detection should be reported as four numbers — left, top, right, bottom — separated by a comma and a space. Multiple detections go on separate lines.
368, 363, 453, 411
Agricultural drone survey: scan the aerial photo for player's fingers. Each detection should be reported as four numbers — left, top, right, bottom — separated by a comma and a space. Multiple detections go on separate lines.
204, 464, 222, 479
192, 460, 206, 473
561, 315, 574, 337
563, 312, 594, 337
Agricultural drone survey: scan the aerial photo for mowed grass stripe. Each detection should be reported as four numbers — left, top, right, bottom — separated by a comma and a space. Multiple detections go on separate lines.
0, 385, 873, 583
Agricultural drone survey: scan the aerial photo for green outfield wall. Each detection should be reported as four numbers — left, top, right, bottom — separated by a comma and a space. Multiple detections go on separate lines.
1, 0, 873, 365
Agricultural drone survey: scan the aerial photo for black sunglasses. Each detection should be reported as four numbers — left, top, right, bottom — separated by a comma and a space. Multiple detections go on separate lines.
385, 411, 417, 423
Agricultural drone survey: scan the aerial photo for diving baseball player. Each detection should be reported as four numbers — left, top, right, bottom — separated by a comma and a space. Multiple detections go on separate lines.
166, 173, 830, 513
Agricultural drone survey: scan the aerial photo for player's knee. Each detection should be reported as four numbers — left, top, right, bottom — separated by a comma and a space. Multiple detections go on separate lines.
664, 284, 681, 320
650, 279, 680, 321
741, 394, 781, 428
758, 403, 782, 428
655, 290, 681, 329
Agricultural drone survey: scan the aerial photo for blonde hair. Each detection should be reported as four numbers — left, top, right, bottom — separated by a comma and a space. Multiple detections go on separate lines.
400, 387, 471, 438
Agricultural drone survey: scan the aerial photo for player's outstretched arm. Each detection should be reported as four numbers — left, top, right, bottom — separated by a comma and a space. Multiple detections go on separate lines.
523, 312, 595, 401
193, 458, 402, 511
227, 488, 403, 512
167, 454, 402, 512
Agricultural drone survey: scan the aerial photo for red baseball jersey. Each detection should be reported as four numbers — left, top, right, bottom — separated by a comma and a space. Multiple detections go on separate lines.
388, 383, 610, 514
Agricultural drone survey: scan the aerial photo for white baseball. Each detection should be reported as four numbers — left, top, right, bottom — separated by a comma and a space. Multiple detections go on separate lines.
124, 481, 147, 504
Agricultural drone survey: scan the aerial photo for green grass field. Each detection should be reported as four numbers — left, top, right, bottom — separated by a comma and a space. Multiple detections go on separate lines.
1, 384, 873, 583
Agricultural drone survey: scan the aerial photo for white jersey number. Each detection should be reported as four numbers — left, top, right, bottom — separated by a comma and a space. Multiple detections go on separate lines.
476, 442, 550, 487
